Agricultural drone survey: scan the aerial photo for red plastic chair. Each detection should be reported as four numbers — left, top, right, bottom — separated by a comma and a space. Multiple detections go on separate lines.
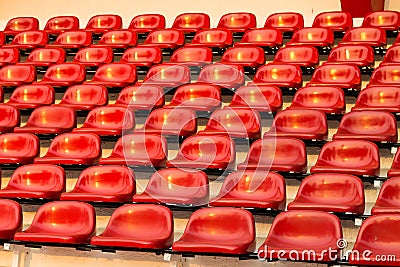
349, 214, 400, 266
308, 64, 361, 90
197, 64, 244, 89
34, 63, 85, 87
0, 65, 36, 87
0, 164, 65, 200
288, 173, 365, 214
133, 168, 209, 206
140, 29, 185, 50
134, 108, 196, 137
0, 48, 19, 67
339, 27, 386, 48
312, 11, 353, 33
311, 140, 380, 176
209, 170, 286, 210
3, 17, 39, 37
128, 14, 166, 34
47, 30, 92, 49
84, 63, 137, 88
73, 106, 135, 136
273, 46, 319, 68
60, 165, 135, 203
237, 137, 307, 173
369, 65, 400, 86
93, 30, 137, 49
141, 64, 190, 88
90, 204, 173, 249
114, 85, 164, 110
221, 47, 265, 69
258, 211, 342, 262
0, 133, 39, 165
265, 109, 328, 141
18, 47, 66, 68
217, 12, 256, 33
235, 28, 283, 50
44, 16, 79, 35
326, 45, 375, 68
172, 207, 255, 255
99, 134, 167, 167
169, 47, 213, 68
120, 47, 162, 68
0, 199, 22, 240
227, 85, 283, 113
14, 106, 76, 134
172, 13, 210, 34
14, 201, 96, 244
264, 12, 304, 34
198, 108, 261, 139
187, 29, 233, 49
252, 63, 303, 89
289, 86, 345, 114
362, 11, 400, 31
7, 85, 54, 109
388, 149, 400, 177
286, 27, 334, 48
0, 105, 19, 133
73, 47, 113, 68
55, 84, 108, 111
372, 177, 400, 214
84, 14, 122, 34
380, 45, 400, 66
164, 83, 221, 112
167, 135, 235, 170
353, 85, 400, 112
34, 133, 101, 166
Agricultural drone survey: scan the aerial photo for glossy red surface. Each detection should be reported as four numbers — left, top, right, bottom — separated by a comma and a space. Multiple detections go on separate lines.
217, 12, 256, 33
47, 30, 92, 49
274, 46, 319, 67
339, 27, 386, 47
221, 47, 265, 68
35, 63, 85, 87
172, 13, 210, 33
187, 29, 233, 49
235, 28, 283, 48
14, 201, 96, 244
210, 170, 286, 210
308, 64, 361, 89
327, 45, 374, 67
61, 165, 135, 203
99, 133, 167, 167
388, 149, 400, 177
141, 29, 185, 49
237, 137, 307, 173
3, 17, 39, 36
91, 204, 173, 249
114, 85, 164, 110
133, 168, 209, 206
372, 177, 400, 214
252, 63, 302, 89
258, 210, 342, 262
128, 14, 166, 33
287, 173, 365, 214
9, 85, 54, 110
264, 12, 304, 33
369, 65, 400, 86
0, 65, 36, 87
172, 207, 256, 254
353, 86, 400, 112
197, 63, 244, 89
311, 140, 380, 176
0, 105, 20, 133
362, 11, 400, 31
73, 47, 113, 67
0, 164, 65, 200
380, 45, 400, 66
0, 48, 19, 66
19, 47, 66, 67
84, 63, 137, 87
55, 84, 108, 111
0, 199, 22, 240
44, 16, 79, 35
120, 47, 162, 68
312, 11, 353, 32
84, 14, 122, 34
0, 133, 39, 164
93, 30, 137, 49
142, 64, 190, 88
167, 135, 235, 170
34, 133, 101, 165
170, 47, 213, 68
286, 27, 334, 47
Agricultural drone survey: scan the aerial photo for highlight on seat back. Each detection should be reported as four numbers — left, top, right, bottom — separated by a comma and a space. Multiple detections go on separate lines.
187, 29, 233, 49
44, 16, 79, 35
308, 64, 361, 90
73, 47, 113, 67
258, 210, 342, 262
0, 65, 36, 87
252, 63, 302, 89
264, 12, 304, 33
339, 27, 386, 48
0, 133, 39, 165
286, 27, 334, 48
387, 149, 400, 178
326, 45, 374, 68
217, 12, 256, 33
3, 17, 39, 36
90, 204, 173, 249
133, 168, 209, 206
60, 165, 135, 203
19, 47, 66, 68
0, 164, 65, 200
34, 63, 85, 87
140, 29, 185, 50
13, 201, 96, 245
55, 84, 108, 111
0, 48, 19, 67
128, 14, 166, 34
93, 30, 137, 49
372, 177, 400, 214
5, 30, 46, 50
84, 63, 137, 88
287, 173, 365, 214
221, 47, 265, 69
0, 199, 22, 240
0, 104, 20, 133
141, 63, 191, 89
369, 65, 400, 86
120, 47, 162, 68
312, 11, 353, 33
362, 11, 400, 31
273, 46, 319, 68
46, 30, 92, 49
352, 85, 400, 113
99, 133, 167, 167
166, 135, 235, 171
310, 140, 380, 176
172, 207, 256, 255
209, 170, 286, 210
234, 28, 283, 49
237, 137, 307, 173
197, 63, 245, 89
172, 13, 210, 33
114, 85, 164, 110
169, 47, 213, 68
84, 14, 122, 34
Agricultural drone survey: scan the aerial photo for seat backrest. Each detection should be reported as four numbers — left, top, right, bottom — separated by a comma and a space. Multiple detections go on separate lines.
254, 64, 302, 84
230, 85, 283, 112
264, 12, 304, 32
290, 27, 334, 43
217, 12, 256, 31
26, 47, 66, 64
129, 14, 166, 31
272, 109, 327, 135
115, 85, 164, 108
144, 64, 190, 84
191, 29, 232, 45
0, 48, 19, 64
143, 29, 184, 45
327, 45, 374, 63
170, 47, 213, 64
120, 47, 162, 65
370, 65, 400, 85
53, 30, 92, 46
59, 84, 108, 107
290, 86, 345, 112
221, 47, 265, 65
46, 133, 101, 159
197, 64, 244, 85
172, 13, 210, 30
73, 47, 113, 65
0, 133, 39, 157
25, 106, 76, 129
4, 17, 39, 34
354, 85, 400, 110
0, 104, 20, 129
143, 108, 197, 132
97, 30, 137, 46
8, 85, 54, 105
81, 106, 135, 131
240, 28, 283, 45
41, 63, 85, 83
312, 11, 353, 31
91, 63, 137, 83
342, 27, 386, 43
362, 11, 400, 30
382, 45, 400, 63
169, 83, 221, 107
274, 46, 319, 64
10, 30, 48, 46
44, 16, 79, 33
85, 14, 122, 31
0, 199, 22, 240
311, 64, 360, 83
0, 65, 36, 83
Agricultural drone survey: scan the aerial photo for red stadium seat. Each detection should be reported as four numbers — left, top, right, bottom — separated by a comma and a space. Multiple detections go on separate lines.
34, 133, 101, 166
169, 47, 213, 68
352, 85, 400, 112
0, 105, 19, 133
60, 165, 135, 203
0, 199, 22, 240
128, 14, 166, 34
198, 108, 261, 139
172, 207, 255, 255
134, 108, 196, 137
312, 11, 353, 33
7, 85, 55, 109
133, 168, 209, 206
14, 201, 95, 244
311, 140, 380, 176
217, 12, 256, 33
84, 14, 122, 34
141, 64, 190, 89
349, 214, 400, 266
273, 46, 319, 68
289, 86, 345, 114
234, 29, 283, 51
221, 47, 265, 69
14, 106, 76, 134
172, 13, 210, 34
84, 63, 137, 88
167, 135, 235, 170
140, 29, 185, 50
34, 63, 85, 87
0, 133, 39, 165
99, 134, 167, 167
369, 65, 400, 86
265, 109, 328, 141
362, 11, 400, 31
47, 30, 92, 50
114, 85, 164, 110
164, 83, 221, 112
3, 17, 39, 37
0, 164, 65, 200
120, 47, 162, 68
197, 64, 244, 89
252, 63, 303, 89
227, 85, 283, 113
54, 85, 108, 111
90, 204, 173, 249
380, 45, 400, 66
264, 12, 304, 34
237, 137, 307, 173
372, 177, 400, 214
187, 29, 233, 49
73, 47, 113, 68
92, 30, 137, 49
308, 64, 361, 90
0, 48, 19, 67
286, 27, 334, 49
18, 47, 66, 68
326, 45, 375, 69
73, 106, 135, 136
0, 65, 36, 87
339, 27, 386, 48
3, 30, 48, 50
387, 149, 400, 177
209, 170, 286, 210
258, 211, 342, 262
287, 173, 365, 214
44, 16, 79, 35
